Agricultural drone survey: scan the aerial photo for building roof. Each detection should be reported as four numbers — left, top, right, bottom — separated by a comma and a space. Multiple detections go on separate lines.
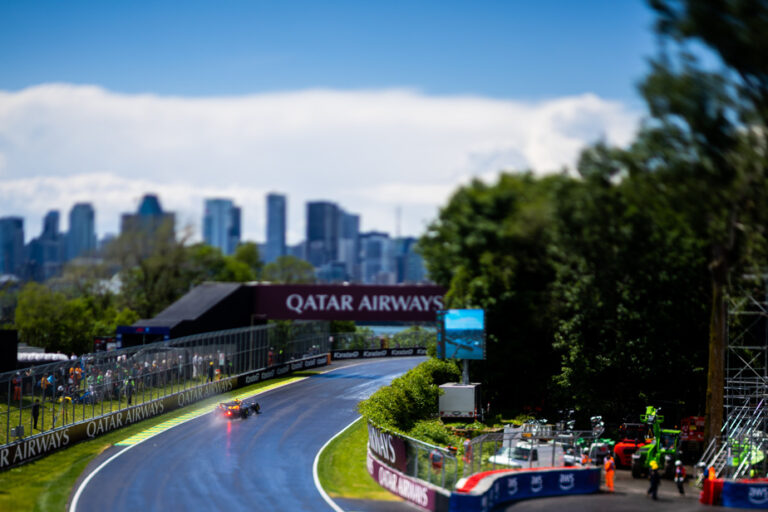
135, 282, 243, 328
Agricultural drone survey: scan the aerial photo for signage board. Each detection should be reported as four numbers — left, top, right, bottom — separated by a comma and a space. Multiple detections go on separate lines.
436, 309, 485, 360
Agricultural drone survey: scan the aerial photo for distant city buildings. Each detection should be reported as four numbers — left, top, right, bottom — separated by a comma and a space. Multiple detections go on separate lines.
2, 192, 430, 285
203, 199, 241, 255
264, 193, 286, 264
0, 217, 24, 276
121, 194, 175, 242
67, 203, 96, 260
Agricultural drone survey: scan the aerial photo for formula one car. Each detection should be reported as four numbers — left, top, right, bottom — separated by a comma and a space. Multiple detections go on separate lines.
216, 399, 261, 419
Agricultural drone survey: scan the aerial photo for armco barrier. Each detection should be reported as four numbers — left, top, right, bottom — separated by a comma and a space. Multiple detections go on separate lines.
720, 479, 768, 509
332, 347, 427, 360
0, 355, 328, 470
367, 449, 451, 511
449, 467, 601, 512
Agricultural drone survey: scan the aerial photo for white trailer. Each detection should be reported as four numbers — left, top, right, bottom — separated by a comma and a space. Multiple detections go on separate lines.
439, 382, 482, 420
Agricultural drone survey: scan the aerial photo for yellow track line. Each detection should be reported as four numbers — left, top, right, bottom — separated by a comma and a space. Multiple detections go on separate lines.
115, 376, 309, 446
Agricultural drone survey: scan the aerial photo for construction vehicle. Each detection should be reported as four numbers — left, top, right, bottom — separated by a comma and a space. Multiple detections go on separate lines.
631, 406, 681, 479
613, 423, 651, 468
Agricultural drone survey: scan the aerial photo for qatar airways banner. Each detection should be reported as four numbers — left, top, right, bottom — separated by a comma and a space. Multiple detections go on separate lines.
367, 449, 450, 511
252, 284, 446, 321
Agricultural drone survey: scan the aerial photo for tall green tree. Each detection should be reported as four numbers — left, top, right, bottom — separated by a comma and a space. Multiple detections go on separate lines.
420, 173, 563, 413
550, 143, 710, 422
642, 0, 768, 438
15, 282, 94, 354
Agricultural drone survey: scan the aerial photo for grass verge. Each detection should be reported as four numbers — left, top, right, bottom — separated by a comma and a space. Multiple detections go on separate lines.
316, 417, 398, 501
0, 373, 311, 512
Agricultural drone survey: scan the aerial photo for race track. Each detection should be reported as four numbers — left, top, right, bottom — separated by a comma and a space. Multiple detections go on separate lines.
70, 357, 424, 512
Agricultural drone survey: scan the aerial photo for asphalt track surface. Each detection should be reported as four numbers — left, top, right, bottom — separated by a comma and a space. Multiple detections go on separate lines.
70, 357, 425, 512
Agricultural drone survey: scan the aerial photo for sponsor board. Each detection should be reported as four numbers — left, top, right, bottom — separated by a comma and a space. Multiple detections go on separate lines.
367, 449, 449, 511
253, 284, 445, 322
332, 347, 427, 360
367, 422, 408, 472
1, 355, 328, 471
451, 468, 601, 512
721, 480, 768, 509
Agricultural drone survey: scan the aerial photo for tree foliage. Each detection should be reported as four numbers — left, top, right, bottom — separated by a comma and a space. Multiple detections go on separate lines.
262, 255, 316, 284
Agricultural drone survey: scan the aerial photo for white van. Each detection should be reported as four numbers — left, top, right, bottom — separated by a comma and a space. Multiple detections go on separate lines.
488, 440, 566, 468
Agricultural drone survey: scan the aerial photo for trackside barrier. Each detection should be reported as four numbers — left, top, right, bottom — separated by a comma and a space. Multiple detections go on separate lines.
367, 449, 451, 511
450, 467, 601, 512
332, 348, 427, 360
715, 479, 768, 509
0, 354, 328, 470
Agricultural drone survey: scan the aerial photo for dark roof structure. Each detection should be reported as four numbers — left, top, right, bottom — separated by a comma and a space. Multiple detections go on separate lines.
130, 282, 254, 341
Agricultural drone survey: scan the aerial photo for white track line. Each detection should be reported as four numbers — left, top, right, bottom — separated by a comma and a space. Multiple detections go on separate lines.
69, 362, 367, 512
313, 416, 362, 512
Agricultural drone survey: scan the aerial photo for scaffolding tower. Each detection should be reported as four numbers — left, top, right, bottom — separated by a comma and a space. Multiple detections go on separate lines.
698, 275, 768, 480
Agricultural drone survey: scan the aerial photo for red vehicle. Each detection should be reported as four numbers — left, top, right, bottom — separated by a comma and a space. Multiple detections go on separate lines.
613, 423, 651, 468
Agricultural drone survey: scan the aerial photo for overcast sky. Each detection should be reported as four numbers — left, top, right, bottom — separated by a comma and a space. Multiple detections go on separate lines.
0, 0, 655, 244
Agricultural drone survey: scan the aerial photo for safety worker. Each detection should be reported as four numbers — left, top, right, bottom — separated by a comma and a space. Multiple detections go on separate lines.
708, 465, 716, 480
581, 449, 592, 466
647, 460, 661, 500
674, 460, 686, 495
604, 455, 615, 492
463, 438, 472, 464
429, 449, 444, 471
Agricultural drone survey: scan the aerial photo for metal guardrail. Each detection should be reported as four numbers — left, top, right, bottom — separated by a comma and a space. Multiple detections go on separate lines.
1, 321, 329, 448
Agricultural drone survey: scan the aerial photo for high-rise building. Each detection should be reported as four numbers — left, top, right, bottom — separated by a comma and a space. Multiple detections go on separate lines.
121, 194, 175, 242
203, 199, 241, 255
306, 201, 340, 267
393, 237, 427, 283
0, 217, 24, 276
27, 210, 65, 280
265, 193, 286, 264
67, 203, 96, 260
338, 211, 360, 281
360, 231, 395, 284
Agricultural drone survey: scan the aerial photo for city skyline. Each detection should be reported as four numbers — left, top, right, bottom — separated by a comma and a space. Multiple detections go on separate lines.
1, 2, 654, 246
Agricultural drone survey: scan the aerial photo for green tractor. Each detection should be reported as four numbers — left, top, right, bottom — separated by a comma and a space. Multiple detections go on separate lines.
631, 406, 681, 479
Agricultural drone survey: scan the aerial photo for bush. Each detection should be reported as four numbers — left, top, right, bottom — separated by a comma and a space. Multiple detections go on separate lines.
408, 419, 462, 447
358, 358, 460, 432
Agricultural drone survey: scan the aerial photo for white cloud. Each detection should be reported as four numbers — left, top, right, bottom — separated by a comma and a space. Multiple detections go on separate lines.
0, 84, 640, 243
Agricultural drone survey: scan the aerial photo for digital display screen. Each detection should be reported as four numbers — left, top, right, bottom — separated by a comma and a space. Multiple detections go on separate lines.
436, 309, 485, 360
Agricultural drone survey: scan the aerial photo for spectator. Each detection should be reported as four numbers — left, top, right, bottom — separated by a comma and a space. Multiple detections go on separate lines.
31, 399, 40, 430
208, 361, 214, 382
12, 372, 21, 402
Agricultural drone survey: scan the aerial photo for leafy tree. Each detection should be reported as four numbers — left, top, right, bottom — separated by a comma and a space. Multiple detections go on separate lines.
641, 0, 768, 437
232, 242, 263, 278
419, 173, 564, 414
262, 255, 316, 283
550, 143, 710, 423
14, 282, 94, 354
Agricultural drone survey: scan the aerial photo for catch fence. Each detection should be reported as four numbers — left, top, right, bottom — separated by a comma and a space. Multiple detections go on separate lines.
1, 321, 329, 448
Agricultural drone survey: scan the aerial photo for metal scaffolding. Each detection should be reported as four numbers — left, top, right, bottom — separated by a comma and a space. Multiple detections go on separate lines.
698, 275, 768, 480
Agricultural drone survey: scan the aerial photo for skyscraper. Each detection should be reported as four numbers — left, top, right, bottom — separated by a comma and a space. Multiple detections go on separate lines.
265, 193, 286, 264
360, 231, 394, 284
203, 199, 241, 255
27, 210, 64, 280
338, 211, 360, 281
67, 203, 96, 260
121, 194, 175, 242
306, 201, 340, 267
0, 217, 24, 276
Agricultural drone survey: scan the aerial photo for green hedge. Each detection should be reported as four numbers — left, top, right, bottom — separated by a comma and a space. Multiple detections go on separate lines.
358, 358, 460, 433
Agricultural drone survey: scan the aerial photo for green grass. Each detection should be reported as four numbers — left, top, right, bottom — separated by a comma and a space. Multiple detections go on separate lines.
0, 374, 311, 512
316, 417, 399, 501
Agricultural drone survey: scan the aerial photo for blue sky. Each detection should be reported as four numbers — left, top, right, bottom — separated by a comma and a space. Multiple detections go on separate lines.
1, 0, 656, 104
0, 1, 655, 243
